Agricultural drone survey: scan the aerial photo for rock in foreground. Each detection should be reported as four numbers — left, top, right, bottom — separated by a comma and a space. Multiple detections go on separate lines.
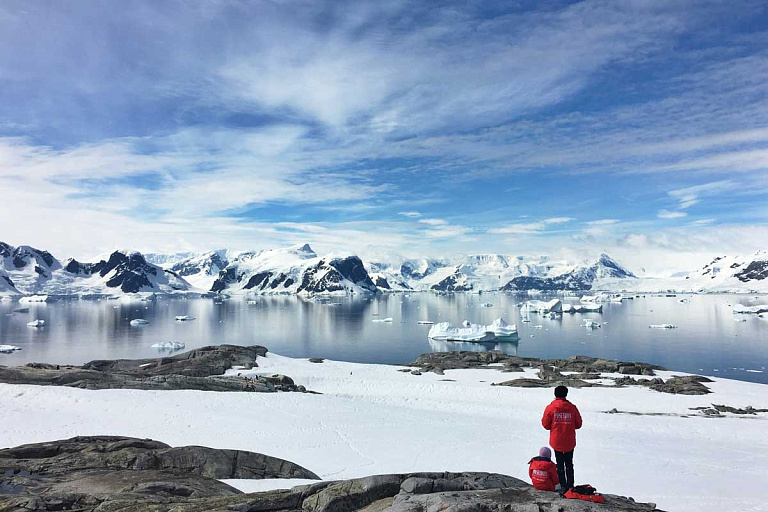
0, 437, 660, 511
0, 345, 304, 392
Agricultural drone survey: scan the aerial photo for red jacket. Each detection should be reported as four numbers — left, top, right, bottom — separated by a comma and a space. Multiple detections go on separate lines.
528, 456, 559, 491
541, 397, 582, 452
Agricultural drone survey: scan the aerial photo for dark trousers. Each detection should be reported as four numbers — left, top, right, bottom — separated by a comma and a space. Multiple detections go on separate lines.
554, 450, 574, 490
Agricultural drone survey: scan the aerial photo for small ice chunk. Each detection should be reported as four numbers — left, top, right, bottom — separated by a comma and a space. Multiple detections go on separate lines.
372, 318, 394, 323
480, 302, 493, 308
19, 295, 49, 303
417, 320, 434, 325
151, 341, 186, 350
649, 324, 677, 329
27, 319, 45, 327
175, 315, 195, 321
582, 319, 601, 329
130, 319, 149, 326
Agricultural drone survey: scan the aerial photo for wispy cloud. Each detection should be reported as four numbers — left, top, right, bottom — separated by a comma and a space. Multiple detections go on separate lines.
489, 218, 574, 235
658, 210, 688, 219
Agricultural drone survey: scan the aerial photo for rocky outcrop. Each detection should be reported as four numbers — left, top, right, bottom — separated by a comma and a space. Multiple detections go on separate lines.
0, 436, 319, 511
0, 345, 307, 393
409, 352, 712, 395
0, 446, 660, 512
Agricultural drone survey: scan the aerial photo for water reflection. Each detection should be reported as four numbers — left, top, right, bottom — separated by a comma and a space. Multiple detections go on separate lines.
428, 336, 518, 355
0, 293, 766, 383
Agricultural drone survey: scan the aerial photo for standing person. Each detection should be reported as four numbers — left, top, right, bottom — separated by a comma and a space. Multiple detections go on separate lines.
541, 385, 582, 493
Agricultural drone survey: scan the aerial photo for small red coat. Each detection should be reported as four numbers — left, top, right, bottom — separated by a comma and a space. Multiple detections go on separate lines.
528, 457, 559, 491
541, 398, 582, 452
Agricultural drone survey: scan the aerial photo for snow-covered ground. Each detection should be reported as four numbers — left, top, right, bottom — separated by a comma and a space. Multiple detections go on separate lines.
1, 354, 766, 512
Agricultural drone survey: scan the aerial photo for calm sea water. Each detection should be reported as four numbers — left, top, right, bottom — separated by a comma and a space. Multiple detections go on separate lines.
1, 293, 766, 384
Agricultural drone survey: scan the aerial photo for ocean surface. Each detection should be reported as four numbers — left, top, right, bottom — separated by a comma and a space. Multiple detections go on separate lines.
1, 293, 766, 384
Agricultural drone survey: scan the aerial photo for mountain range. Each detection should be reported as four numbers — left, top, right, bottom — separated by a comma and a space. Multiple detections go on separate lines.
1, 241, 767, 298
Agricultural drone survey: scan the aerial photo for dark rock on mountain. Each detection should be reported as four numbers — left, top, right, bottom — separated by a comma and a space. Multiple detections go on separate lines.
297, 256, 378, 294
430, 269, 472, 292
1, 274, 14, 288
211, 266, 240, 292
1, 243, 60, 274
375, 276, 391, 289
735, 259, 768, 282
0, 345, 306, 393
0, 456, 660, 512
0, 436, 318, 511
244, 271, 273, 290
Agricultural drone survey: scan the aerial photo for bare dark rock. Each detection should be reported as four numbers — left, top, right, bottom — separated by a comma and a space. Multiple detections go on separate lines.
0, 345, 307, 393
0, 438, 662, 512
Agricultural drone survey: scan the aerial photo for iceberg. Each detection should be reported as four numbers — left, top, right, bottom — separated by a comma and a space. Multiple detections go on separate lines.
151, 341, 185, 350
20, 295, 49, 303
130, 319, 149, 326
520, 299, 562, 314
428, 322, 495, 342
582, 319, 601, 329
27, 319, 45, 327
174, 315, 195, 321
649, 324, 677, 329
732, 304, 768, 315
428, 317, 517, 342
0, 345, 22, 353
486, 317, 518, 338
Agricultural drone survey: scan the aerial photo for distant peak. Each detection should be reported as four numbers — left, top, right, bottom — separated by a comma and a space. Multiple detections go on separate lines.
290, 243, 316, 256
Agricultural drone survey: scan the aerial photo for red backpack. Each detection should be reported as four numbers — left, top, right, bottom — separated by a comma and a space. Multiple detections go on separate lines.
564, 484, 605, 503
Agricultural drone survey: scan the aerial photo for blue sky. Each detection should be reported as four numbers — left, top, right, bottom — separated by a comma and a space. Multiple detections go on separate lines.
1, 0, 767, 272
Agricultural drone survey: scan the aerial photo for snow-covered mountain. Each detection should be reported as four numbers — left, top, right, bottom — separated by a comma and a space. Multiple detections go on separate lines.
366, 253, 636, 292
4, 239, 767, 297
207, 244, 378, 295
64, 251, 192, 294
146, 250, 229, 291
0, 241, 194, 297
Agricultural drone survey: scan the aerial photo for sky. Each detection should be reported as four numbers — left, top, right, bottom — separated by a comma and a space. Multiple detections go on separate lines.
1, 0, 768, 274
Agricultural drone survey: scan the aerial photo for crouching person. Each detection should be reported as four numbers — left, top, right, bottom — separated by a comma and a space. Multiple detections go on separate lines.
528, 446, 559, 491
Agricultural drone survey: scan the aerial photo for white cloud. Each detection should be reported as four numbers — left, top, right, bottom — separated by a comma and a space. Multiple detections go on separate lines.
657, 210, 687, 219
489, 217, 574, 235
418, 218, 448, 226
585, 219, 620, 226
398, 211, 422, 218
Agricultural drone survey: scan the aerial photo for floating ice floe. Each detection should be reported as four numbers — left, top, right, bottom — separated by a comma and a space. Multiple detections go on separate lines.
649, 324, 677, 329
428, 317, 517, 343
129, 319, 149, 326
562, 303, 603, 313
151, 341, 185, 350
174, 315, 195, 321
582, 319, 601, 329
417, 320, 434, 325
732, 304, 768, 315
19, 295, 49, 303
27, 319, 45, 327
480, 302, 493, 308
520, 299, 562, 314
0, 345, 22, 353
580, 293, 623, 303
246, 300, 258, 305
372, 318, 394, 323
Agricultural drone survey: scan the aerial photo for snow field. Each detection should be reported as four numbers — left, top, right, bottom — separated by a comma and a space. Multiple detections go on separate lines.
0, 354, 765, 512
